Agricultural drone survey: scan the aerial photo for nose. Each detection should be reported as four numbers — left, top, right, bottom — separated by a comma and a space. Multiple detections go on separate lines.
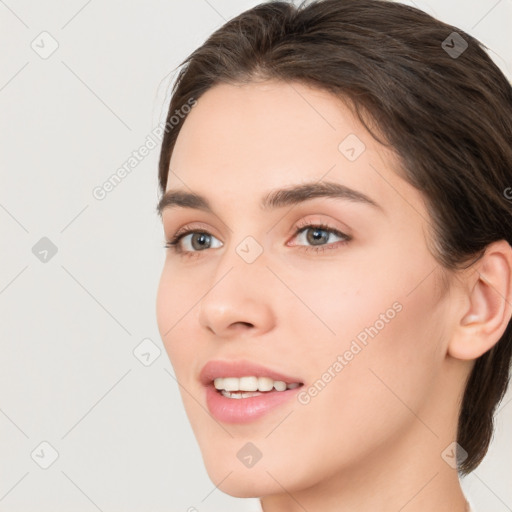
198, 249, 275, 339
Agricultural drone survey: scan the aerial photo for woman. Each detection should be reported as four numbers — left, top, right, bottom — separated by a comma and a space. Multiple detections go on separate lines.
155, 1, 512, 510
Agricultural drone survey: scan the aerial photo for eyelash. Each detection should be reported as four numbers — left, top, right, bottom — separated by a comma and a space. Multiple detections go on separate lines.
164, 221, 351, 258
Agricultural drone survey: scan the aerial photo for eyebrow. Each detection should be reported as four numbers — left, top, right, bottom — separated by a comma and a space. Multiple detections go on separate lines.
156, 180, 383, 216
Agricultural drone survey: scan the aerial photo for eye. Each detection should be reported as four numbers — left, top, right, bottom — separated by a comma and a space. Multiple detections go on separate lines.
165, 228, 222, 254
164, 221, 351, 257
290, 222, 351, 253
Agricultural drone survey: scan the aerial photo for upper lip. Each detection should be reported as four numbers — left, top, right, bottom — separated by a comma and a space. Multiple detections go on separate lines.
199, 359, 304, 386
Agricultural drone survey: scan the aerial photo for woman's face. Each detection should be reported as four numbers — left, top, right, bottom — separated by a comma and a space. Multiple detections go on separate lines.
156, 80, 456, 497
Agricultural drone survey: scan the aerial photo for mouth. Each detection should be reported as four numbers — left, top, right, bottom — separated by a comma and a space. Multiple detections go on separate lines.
200, 359, 305, 423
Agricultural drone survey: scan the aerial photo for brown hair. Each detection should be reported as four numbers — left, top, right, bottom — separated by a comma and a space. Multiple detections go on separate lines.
157, 0, 512, 474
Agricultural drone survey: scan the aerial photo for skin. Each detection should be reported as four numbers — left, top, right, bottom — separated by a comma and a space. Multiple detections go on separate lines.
156, 80, 512, 511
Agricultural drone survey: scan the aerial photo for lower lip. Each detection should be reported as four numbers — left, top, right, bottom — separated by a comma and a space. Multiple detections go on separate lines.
205, 384, 302, 424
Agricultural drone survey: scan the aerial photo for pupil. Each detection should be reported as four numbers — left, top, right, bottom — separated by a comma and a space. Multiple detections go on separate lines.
307, 228, 328, 245
192, 233, 210, 250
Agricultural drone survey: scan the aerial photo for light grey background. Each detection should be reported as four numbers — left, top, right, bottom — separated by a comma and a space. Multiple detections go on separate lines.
0, 0, 510, 511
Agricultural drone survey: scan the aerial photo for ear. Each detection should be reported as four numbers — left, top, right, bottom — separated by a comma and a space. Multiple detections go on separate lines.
448, 240, 512, 360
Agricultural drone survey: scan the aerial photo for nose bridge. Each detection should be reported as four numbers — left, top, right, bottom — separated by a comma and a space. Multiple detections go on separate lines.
213, 227, 269, 285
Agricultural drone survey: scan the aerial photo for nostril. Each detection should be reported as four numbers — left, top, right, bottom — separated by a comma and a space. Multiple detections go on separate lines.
231, 321, 254, 329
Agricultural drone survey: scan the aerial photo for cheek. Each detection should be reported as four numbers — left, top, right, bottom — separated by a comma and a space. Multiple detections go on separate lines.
302, 290, 442, 456
284, 226, 441, 365
155, 265, 197, 372
283, 242, 444, 445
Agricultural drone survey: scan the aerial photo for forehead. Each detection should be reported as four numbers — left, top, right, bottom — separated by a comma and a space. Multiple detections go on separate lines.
166, 80, 427, 222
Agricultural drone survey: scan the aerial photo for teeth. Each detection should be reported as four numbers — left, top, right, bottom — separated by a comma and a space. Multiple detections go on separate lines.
239, 376, 259, 391
258, 377, 274, 392
213, 376, 301, 392
273, 380, 287, 392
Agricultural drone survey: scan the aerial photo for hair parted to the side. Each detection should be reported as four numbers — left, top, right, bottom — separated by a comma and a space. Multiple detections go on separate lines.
157, 0, 512, 474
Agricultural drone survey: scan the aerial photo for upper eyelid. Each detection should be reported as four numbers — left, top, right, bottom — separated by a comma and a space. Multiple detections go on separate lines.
171, 220, 343, 235
166, 221, 217, 238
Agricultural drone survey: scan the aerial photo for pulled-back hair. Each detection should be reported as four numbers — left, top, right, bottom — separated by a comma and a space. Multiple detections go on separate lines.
157, 0, 512, 474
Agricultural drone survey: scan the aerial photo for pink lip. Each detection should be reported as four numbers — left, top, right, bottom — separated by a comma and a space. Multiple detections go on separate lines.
200, 359, 304, 424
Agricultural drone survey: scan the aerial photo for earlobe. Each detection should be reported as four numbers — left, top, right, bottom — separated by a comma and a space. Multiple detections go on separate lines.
448, 240, 512, 361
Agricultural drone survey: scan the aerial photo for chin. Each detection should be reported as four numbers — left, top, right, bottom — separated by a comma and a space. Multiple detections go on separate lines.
200, 447, 319, 499
202, 465, 281, 498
